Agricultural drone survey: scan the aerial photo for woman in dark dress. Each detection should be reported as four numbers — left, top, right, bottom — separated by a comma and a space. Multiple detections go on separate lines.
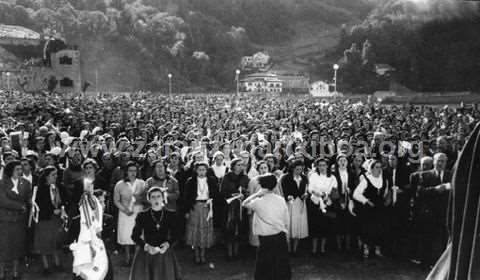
35, 166, 68, 275
332, 154, 355, 251
130, 187, 181, 280
183, 161, 219, 264
220, 158, 249, 260
243, 174, 291, 280
353, 160, 392, 258
350, 153, 367, 251
0, 160, 32, 280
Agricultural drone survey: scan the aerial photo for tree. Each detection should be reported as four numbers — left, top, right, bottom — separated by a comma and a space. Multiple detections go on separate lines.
361, 39, 375, 70
341, 43, 363, 92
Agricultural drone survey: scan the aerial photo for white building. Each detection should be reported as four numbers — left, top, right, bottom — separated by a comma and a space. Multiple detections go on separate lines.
310, 80, 342, 97
240, 52, 271, 71
240, 72, 282, 93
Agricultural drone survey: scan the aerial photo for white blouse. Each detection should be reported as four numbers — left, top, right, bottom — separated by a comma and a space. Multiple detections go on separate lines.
11, 177, 19, 194
211, 164, 226, 179
308, 172, 338, 196
197, 177, 209, 200
353, 174, 383, 205
250, 193, 289, 236
338, 169, 349, 191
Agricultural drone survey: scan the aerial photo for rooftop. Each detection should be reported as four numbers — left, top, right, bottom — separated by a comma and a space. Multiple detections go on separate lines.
0, 24, 40, 45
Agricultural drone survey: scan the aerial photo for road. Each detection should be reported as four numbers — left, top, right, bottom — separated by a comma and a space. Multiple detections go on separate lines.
22, 245, 427, 280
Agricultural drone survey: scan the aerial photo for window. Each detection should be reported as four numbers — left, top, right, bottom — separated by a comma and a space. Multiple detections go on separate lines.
59, 55, 73, 65
60, 77, 74, 87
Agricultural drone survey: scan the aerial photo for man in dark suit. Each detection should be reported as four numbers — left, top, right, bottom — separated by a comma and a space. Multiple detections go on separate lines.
415, 153, 452, 268
409, 156, 434, 263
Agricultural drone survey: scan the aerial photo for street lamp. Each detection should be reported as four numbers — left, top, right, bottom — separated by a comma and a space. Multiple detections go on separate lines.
168, 73, 172, 96
235, 69, 240, 96
6, 72, 10, 91
333, 64, 339, 94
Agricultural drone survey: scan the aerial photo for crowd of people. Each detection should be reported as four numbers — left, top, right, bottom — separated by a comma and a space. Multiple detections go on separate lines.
0, 89, 478, 280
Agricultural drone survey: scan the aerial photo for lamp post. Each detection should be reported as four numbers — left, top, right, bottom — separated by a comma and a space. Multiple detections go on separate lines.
333, 64, 339, 94
6, 72, 10, 91
168, 73, 172, 96
235, 69, 240, 96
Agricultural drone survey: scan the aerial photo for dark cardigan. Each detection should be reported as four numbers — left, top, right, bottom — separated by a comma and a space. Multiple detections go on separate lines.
183, 175, 219, 214
280, 173, 308, 200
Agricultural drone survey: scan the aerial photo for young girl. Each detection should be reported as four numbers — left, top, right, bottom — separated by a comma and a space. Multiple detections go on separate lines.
130, 187, 181, 280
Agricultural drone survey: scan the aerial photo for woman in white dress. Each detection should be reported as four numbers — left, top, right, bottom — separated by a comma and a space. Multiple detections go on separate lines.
113, 161, 147, 265
307, 158, 339, 255
279, 160, 309, 255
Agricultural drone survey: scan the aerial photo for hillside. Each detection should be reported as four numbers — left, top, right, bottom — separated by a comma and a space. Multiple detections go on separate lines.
0, 0, 373, 91
332, 0, 480, 93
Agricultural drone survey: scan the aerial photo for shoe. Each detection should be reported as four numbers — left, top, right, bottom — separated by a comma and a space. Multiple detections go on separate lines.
200, 256, 207, 264
54, 264, 64, 272
374, 246, 384, 258
42, 268, 51, 276
362, 246, 370, 259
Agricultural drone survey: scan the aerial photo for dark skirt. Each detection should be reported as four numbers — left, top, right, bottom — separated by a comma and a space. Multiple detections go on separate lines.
129, 247, 182, 280
224, 200, 247, 242
34, 216, 63, 255
335, 208, 355, 235
358, 206, 387, 247
255, 232, 291, 280
0, 215, 27, 262
306, 199, 336, 238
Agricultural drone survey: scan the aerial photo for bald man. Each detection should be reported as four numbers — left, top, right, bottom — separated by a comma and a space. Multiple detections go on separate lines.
415, 153, 452, 269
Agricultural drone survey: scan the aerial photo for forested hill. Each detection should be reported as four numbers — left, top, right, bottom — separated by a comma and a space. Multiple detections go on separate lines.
334, 0, 480, 93
0, 0, 373, 92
